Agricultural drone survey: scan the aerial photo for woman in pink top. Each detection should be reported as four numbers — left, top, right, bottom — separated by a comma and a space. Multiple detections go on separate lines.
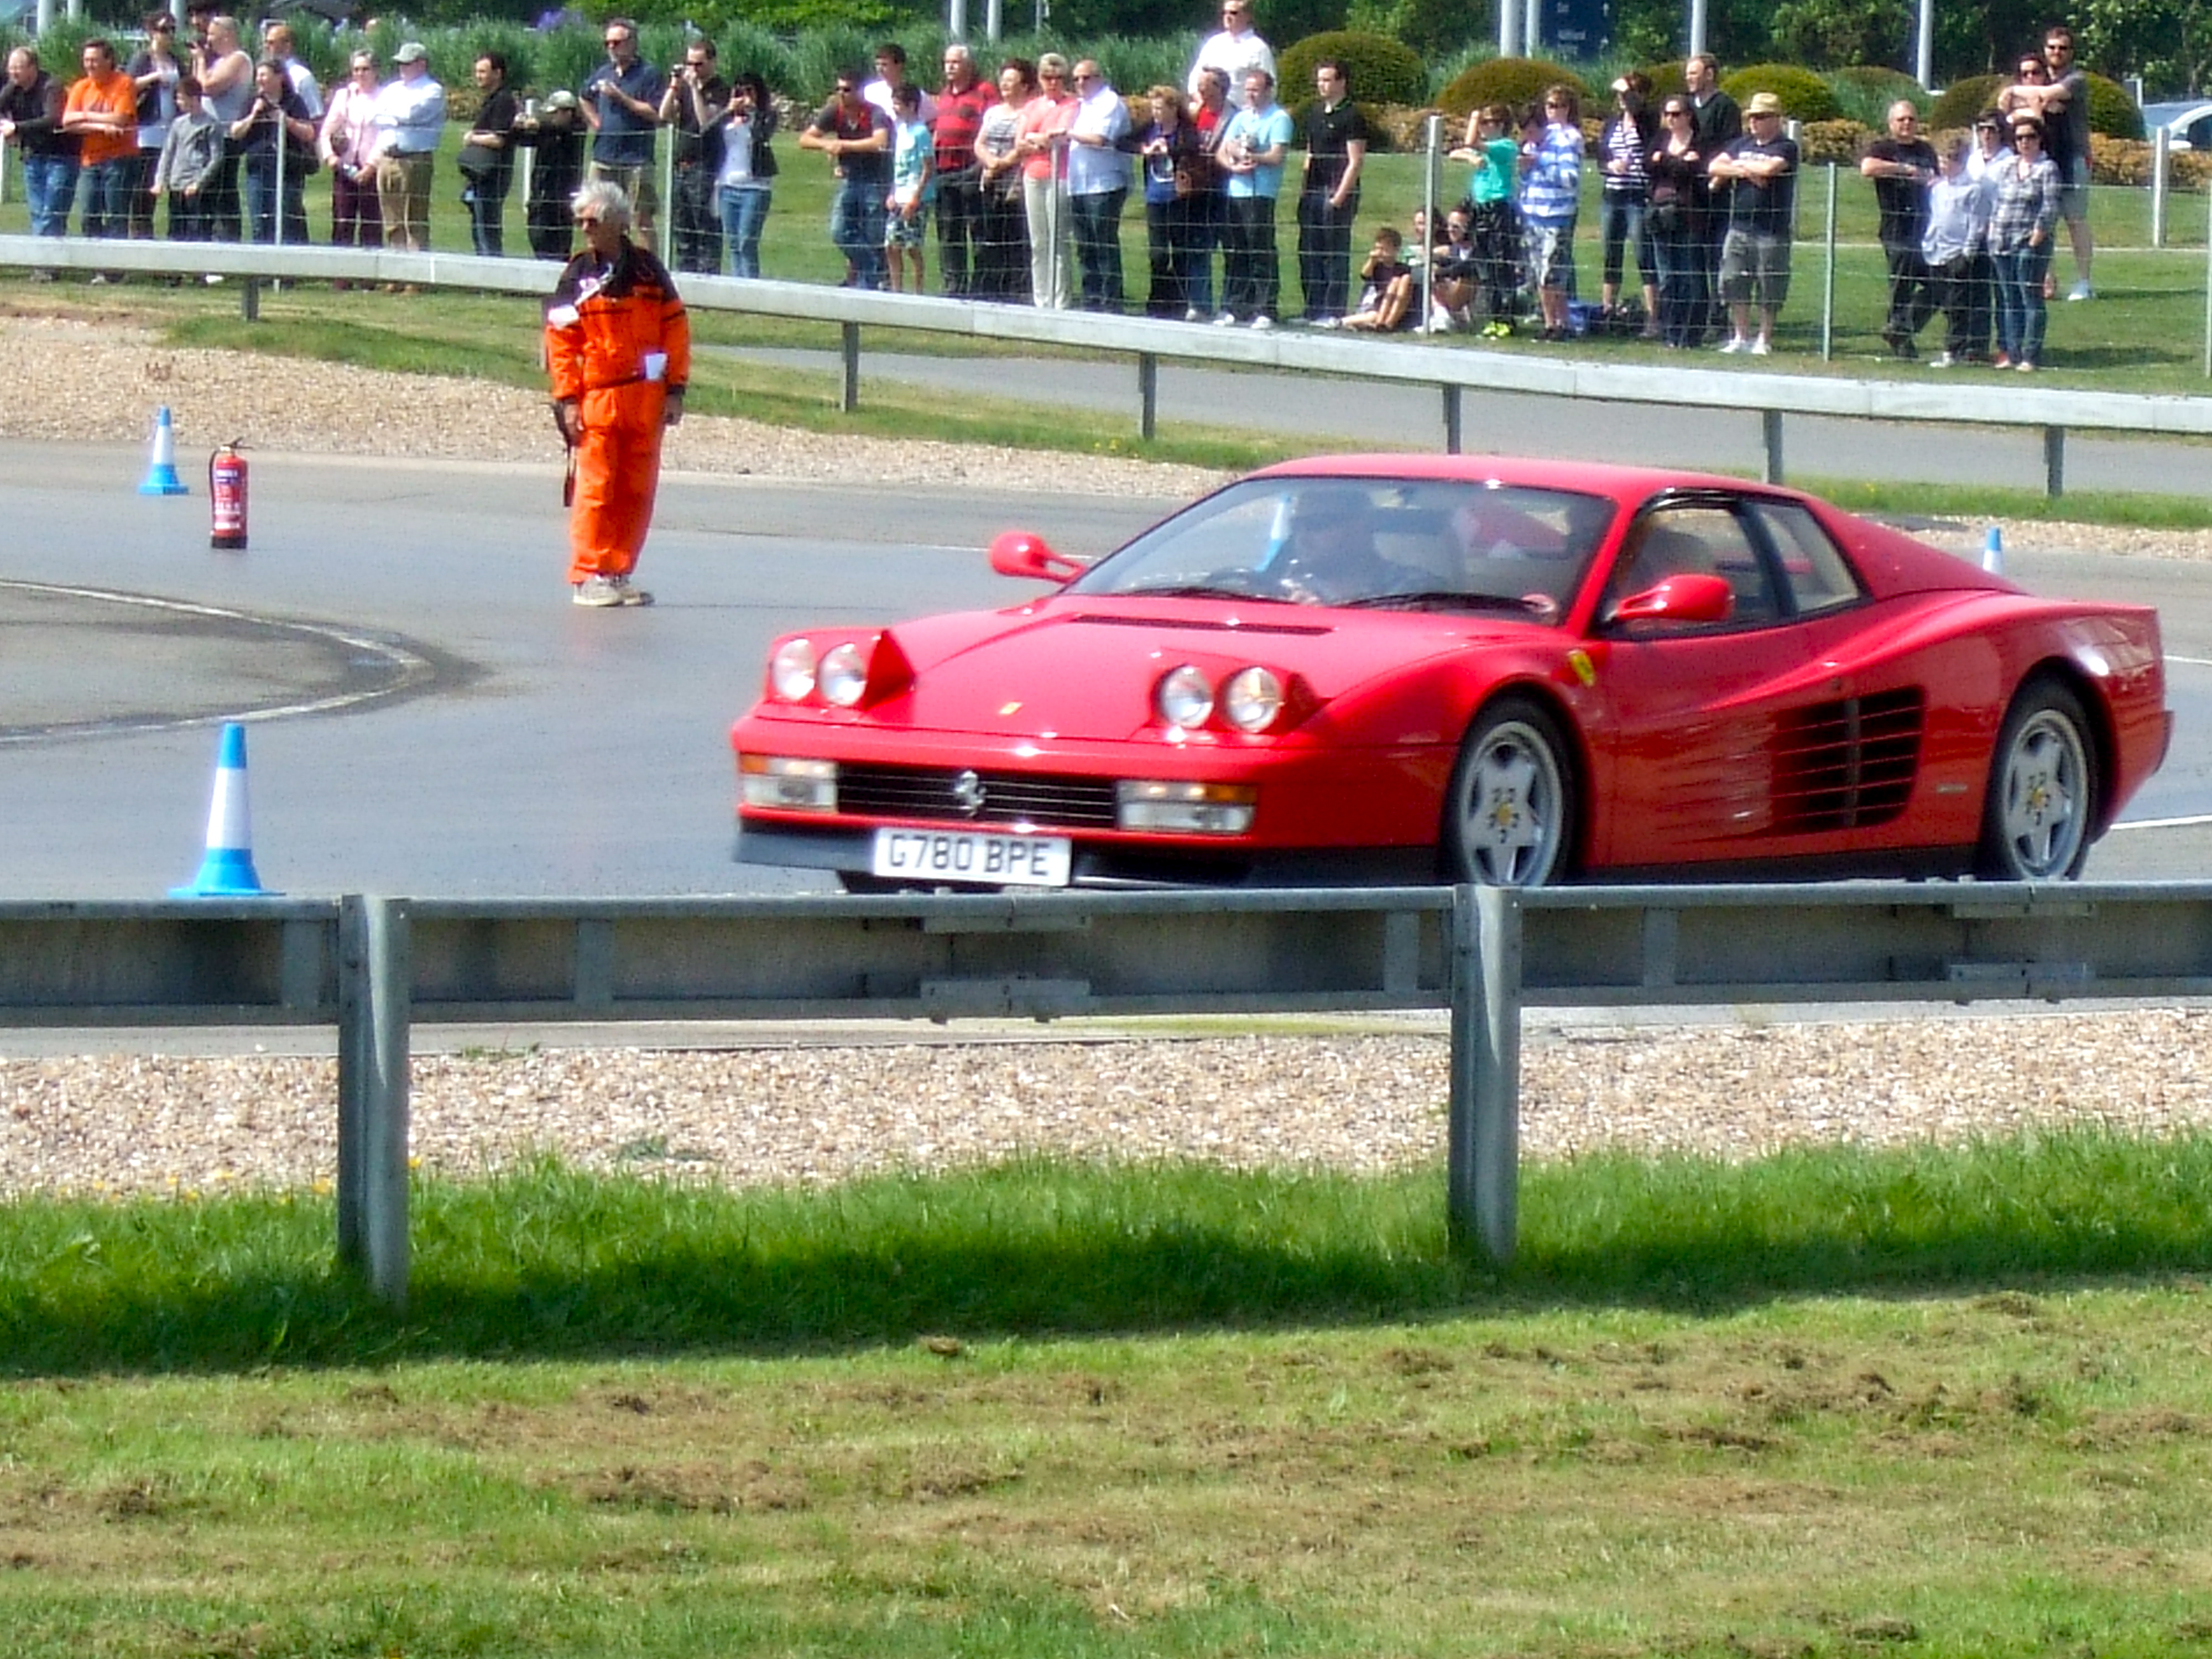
318, 48, 383, 269
1014, 51, 1078, 308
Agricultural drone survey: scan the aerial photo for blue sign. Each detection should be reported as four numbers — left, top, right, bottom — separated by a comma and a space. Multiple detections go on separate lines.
1544, 0, 1611, 58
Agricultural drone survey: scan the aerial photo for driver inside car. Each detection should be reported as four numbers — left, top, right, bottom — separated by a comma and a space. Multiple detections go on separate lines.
1272, 491, 1428, 604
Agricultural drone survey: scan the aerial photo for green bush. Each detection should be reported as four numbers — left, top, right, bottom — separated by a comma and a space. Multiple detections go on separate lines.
2086, 71, 2144, 140
1438, 56, 1592, 121
1928, 72, 2003, 131
1717, 63, 1842, 124
1344, 0, 1490, 58
1825, 64, 1926, 128
1277, 29, 1427, 107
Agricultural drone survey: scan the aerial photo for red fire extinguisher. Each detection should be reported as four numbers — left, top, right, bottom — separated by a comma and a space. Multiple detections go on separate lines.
209, 440, 248, 551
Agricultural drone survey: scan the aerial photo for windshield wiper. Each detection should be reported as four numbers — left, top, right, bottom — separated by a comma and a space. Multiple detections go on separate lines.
1336, 589, 1545, 613
1117, 581, 1295, 602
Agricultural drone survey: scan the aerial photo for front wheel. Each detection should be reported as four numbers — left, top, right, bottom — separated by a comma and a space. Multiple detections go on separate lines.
1443, 697, 1575, 887
1976, 680, 2099, 880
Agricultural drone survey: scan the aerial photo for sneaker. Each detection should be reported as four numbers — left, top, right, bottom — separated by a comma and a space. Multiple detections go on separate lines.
2067, 281, 2093, 301
1718, 336, 1749, 354
1929, 352, 1954, 368
572, 576, 623, 608
1749, 338, 1771, 356
1212, 311, 1237, 326
88, 273, 111, 286
2016, 359, 2036, 373
1184, 306, 1203, 322
609, 575, 654, 606
1313, 316, 1340, 330
1991, 352, 2013, 369
1249, 314, 1273, 330
204, 273, 224, 285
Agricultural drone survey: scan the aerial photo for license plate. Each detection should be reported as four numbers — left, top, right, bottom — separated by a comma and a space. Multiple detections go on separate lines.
869, 827, 1073, 887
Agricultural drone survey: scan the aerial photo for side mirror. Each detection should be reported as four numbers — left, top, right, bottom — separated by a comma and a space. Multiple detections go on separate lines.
1610, 572, 1735, 625
988, 529, 1086, 584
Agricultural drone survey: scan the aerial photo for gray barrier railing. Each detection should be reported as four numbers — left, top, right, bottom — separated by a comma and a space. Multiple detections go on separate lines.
6, 232, 2210, 498
8, 881, 2212, 1304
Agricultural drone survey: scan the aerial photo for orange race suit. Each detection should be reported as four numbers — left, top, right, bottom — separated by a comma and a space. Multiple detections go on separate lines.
544, 239, 691, 584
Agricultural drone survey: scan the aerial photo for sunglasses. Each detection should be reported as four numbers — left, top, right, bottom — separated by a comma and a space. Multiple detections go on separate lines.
2013, 129, 2041, 140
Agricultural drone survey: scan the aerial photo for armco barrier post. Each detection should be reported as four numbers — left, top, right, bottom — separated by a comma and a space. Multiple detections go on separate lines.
1447, 883, 1523, 1262
338, 894, 412, 1308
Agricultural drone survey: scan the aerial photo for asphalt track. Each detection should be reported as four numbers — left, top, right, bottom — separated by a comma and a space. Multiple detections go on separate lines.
2, 435, 2211, 901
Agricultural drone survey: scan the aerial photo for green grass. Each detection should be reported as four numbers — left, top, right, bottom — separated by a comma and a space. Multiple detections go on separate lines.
9, 1130, 2212, 1371
7, 1134, 2212, 1654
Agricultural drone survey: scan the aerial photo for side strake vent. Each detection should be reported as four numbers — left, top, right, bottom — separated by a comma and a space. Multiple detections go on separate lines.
1772, 688, 1924, 832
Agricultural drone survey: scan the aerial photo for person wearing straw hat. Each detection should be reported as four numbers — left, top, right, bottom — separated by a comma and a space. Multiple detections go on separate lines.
1707, 90, 1797, 355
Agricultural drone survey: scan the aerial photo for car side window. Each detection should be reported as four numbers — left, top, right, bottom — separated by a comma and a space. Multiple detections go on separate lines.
1749, 500, 1863, 617
1605, 505, 1778, 627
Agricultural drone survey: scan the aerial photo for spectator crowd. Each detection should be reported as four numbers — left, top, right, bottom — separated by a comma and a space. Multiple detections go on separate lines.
0, 4, 2103, 367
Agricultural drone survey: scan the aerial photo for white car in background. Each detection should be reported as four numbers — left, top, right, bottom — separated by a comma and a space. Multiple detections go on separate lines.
2142, 100, 2212, 150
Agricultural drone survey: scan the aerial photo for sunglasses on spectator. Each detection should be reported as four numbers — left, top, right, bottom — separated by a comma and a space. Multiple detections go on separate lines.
2013, 128, 2041, 140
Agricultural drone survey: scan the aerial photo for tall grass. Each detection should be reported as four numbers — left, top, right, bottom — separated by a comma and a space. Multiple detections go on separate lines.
8, 1128, 2212, 1376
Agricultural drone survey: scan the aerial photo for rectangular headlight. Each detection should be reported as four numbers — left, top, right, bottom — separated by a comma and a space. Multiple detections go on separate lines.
739, 755, 838, 812
1116, 780, 1258, 834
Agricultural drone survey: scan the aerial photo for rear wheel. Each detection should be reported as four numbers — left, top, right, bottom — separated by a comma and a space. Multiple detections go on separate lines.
1976, 679, 2098, 880
1443, 697, 1574, 887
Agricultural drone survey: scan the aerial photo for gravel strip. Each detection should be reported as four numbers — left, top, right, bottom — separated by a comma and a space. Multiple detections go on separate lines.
0, 313, 1229, 498
3, 311, 2209, 1199
4, 1010, 2210, 1197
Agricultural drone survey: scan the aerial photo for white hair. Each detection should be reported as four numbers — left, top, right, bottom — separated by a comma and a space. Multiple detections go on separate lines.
569, 179, 632, 232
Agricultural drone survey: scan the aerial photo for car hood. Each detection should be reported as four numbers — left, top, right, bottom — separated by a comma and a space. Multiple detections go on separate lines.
868, 598, 1541, 740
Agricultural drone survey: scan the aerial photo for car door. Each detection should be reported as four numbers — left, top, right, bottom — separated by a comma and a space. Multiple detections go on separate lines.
1584, 495, 1841, 870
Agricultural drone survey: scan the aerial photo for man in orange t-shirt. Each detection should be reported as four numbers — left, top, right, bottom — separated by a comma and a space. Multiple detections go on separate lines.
62, 38, 137, 246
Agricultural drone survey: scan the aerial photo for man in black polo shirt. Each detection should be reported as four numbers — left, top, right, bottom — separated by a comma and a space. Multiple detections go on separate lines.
1861, 98, 1937, 358
1296, 58, 1366, 326
659, 36, 730, 273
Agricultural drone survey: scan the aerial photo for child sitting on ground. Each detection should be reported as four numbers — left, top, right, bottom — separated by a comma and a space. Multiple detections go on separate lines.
1342, 227, 1416, 331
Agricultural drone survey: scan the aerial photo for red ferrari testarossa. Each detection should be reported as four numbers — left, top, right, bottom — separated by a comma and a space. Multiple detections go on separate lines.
732, 456, 2168, 889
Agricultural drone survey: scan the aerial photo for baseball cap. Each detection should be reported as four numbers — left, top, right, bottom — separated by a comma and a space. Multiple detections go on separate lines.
545, 89, 578, 110
392, 41, 427, 64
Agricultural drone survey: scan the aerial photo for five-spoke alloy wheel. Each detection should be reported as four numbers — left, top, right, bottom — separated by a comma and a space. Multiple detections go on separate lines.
1444, 697, 1574, 887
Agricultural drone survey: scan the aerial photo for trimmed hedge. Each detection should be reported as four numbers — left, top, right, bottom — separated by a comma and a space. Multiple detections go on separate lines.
1825, 65, 1926, 127
1438, 56, 1592, 121
1276, 29, 1426, 108
1717, 64, 1842, 124
1794, 118, 1875, 166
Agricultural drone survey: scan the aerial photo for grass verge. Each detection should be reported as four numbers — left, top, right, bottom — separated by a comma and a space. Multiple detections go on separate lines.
6, 1131, 2212, 1655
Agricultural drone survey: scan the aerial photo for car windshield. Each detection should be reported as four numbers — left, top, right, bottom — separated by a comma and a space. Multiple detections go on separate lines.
1067, 477, 1617, 619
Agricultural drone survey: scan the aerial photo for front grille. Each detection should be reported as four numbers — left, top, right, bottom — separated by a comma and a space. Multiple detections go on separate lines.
837, 764, 1120, 830
1772, 688, 1924, 832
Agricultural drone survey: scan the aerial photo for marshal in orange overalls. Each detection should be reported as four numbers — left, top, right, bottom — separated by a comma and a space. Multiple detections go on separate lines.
544, 239, 691, 586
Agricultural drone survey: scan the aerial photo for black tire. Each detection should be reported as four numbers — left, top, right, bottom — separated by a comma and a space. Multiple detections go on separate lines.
1442, 696, 1575, 887
1975, 679, 2099, 880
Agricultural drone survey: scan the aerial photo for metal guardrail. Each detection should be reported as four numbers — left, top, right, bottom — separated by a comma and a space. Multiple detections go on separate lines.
5, 232, 2208, 497
7, 881, 2212, 1303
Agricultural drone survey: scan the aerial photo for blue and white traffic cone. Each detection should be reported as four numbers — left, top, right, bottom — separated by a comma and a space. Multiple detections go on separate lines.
1982, 525, 2005, 575
170, 723, 275, 897
137, 405, 189, 497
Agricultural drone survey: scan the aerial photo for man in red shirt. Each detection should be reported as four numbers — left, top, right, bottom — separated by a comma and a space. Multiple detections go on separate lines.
62, 38, 137, 249
933, 43, 995, 297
